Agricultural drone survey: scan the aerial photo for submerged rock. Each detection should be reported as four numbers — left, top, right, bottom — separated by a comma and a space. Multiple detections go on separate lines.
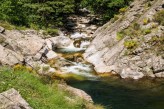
0, 88, 32, 109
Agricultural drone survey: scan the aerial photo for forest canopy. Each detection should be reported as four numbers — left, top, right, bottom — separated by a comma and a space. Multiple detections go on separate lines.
0, 0, 132, 29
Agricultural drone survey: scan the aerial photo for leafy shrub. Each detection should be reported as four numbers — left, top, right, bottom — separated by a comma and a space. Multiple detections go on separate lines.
119, 7, 128, 13
143, 18, 149, 25
0, 21, 15, 30
111, 15, 120, 23
43, 28, 59, 36
143, 29, 151, 35
148, 36, 164, 55
42, 66, 50, 72
124, 40, 137, 49
154, 10, 164, 25
133, 23, 140, 30
13, 64, 33, 72
0, 36, 5, 44
116, 31, 125, 40
149, 36, 164, 45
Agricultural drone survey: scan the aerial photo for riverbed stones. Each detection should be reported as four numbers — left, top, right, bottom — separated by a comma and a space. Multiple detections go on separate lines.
0, 88, 32, 109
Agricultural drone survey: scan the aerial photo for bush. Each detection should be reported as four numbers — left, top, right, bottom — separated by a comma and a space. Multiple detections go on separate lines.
116, 31, 125, 40
43, 28, 59, 36
148, 36, 164, 55
133, 23, 140, 30
0, 36, 5, 44
143, 18, 149, 25
154, 10, 164, 25
111, 15, 120, 23
143, 29, 151, 35
124, 40, 137, 49
119, 7, 128, 13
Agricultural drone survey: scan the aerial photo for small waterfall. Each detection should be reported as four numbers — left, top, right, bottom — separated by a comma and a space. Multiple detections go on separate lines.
56, 42, 86, 53
60, 62, 98, 79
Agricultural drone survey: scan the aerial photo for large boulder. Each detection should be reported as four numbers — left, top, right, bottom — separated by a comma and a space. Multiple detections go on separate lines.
58, 84, 93, 103
0, 45, 24, 66
0, 88, 32, 109
4, 30, 45, 56
49, 36, 72, 48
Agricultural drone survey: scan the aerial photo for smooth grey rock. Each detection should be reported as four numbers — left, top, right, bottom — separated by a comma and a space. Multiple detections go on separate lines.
49, 36, 72, 48
120, 68, 144, 79
58, 84, 93, 103
155, 72, 164, 78
0, 45, 24, 66
46, 50, 58, 60
0, 88, 32, 109
4, 30, 45, 55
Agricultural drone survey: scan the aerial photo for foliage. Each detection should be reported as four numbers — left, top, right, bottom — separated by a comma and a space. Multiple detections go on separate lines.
0, 0, 74, 29
142, 29, 151, 35
0, 67, 103, 109
13, 64, 33, 72
0, 36, 5, 44
81, 0, 132, 23
143, 18, 149, 25
148, 36, 164, 55
0, 0, 133, 28
154, 10, 164, 26
124, 40, 138, 49
116, 31, 125, 40
133, 23, 140, 30
111, 14, 120, 23
43, 28, 59, 36
119, 6, 128, 13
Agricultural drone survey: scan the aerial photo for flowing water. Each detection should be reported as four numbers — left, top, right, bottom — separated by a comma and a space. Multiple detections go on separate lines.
55, 40, 164, 109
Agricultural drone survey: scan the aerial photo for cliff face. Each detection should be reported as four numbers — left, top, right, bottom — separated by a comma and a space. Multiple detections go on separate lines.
84, 0, 164, 79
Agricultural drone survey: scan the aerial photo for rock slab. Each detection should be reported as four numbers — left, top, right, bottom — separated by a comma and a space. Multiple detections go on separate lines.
0, 88, 32, 109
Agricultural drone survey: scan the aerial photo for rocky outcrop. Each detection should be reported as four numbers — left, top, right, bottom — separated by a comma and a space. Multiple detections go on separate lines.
84, 0, 164, 79
58, 84, 93, 103
0, 88, 32, 109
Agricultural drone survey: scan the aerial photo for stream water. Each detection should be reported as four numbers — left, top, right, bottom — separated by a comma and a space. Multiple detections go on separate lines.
55, 38, 164, 109
67, 77, 164, 109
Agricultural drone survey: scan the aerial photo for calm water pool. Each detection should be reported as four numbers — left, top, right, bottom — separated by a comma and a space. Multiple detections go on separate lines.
67, 77, 164, 109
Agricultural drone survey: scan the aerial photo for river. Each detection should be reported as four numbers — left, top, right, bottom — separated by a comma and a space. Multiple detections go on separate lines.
55, 45, 164, 109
